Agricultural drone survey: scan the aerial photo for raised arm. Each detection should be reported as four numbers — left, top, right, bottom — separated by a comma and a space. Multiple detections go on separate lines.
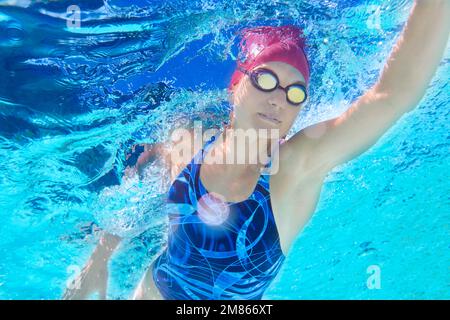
290, 0, 450, 175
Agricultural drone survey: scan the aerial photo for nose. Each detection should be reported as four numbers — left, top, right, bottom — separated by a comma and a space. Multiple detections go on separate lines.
267, 89, 286, 108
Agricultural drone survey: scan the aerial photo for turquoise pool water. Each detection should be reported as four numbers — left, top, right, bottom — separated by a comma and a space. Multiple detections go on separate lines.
0, 0, 448, 299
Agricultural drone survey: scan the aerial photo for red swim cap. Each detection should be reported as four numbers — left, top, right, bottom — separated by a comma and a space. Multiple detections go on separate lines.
228, 25, 310, 93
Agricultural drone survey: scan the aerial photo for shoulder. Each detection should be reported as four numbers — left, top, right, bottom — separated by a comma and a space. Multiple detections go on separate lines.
167, 128, 204, 182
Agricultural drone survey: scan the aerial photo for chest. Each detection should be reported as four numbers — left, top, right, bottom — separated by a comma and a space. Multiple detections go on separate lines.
169, 153, 325, 259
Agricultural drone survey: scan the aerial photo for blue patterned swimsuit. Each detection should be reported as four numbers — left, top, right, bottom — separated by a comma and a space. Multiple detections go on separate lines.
152, 132, 285, 299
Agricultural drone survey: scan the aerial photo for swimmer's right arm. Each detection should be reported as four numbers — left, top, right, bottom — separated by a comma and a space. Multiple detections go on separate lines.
124, 129, 198, 183
63, 142, 171, 299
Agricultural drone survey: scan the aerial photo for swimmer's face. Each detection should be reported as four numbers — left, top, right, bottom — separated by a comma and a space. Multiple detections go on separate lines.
228, 61, 307, 138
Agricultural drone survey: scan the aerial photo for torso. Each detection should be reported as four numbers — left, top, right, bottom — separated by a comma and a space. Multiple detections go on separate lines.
171, 130, 327, 257
154, 133, 286, 299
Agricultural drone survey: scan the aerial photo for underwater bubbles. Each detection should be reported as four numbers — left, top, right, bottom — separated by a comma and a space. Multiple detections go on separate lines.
93, 172, 165, 239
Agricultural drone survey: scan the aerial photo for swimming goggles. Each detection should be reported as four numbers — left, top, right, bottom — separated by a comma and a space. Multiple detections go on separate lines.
237, 65, 308, 106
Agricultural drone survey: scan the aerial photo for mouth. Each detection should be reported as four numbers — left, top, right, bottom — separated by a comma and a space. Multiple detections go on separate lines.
257, 112, 281, 125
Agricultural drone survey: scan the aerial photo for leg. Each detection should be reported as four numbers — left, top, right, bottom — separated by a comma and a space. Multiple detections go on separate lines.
132, 260, 164, 300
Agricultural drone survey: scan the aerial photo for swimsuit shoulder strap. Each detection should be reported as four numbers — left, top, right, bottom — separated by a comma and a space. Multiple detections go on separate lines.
199, 131, 221, 160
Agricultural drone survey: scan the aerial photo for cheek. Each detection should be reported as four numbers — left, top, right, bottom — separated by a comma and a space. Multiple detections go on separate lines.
234, 83, 261, 113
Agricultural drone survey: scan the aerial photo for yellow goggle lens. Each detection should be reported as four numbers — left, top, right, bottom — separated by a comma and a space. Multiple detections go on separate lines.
256, 72, 277, 90
287, 86, 306, 104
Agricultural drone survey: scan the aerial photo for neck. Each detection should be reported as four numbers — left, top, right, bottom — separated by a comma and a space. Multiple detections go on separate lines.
210, 125, 278, 176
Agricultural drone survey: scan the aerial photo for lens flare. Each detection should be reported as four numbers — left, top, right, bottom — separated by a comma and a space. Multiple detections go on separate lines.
197, 192, 230, 226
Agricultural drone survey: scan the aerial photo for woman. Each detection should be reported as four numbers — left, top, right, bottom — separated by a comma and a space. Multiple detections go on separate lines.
63, 0, 450, 300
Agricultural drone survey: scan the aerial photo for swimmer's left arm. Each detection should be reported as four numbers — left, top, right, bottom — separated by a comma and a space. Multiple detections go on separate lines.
291, 0, 450, 175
